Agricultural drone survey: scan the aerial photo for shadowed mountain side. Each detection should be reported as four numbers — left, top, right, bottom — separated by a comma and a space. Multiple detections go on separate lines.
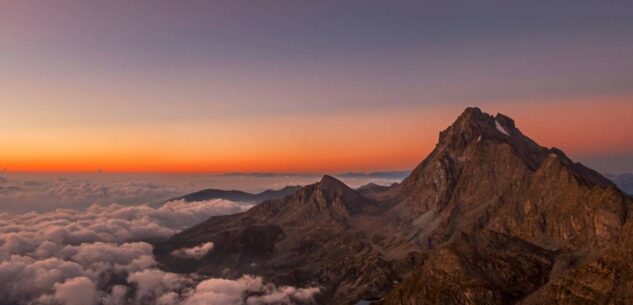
155, 175, 421, 304
155, 107, 632, 305
356, 183, 402, 202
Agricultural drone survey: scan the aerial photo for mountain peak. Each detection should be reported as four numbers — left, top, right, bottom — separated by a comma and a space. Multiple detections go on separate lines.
433, 107, 551, 169
494, 112, 516, 129
458, 106, 486, 120
446, 107, 519, 140
320, 174, 339, 183
155, 106, 632, 305
404, 107, 618, 208
318, 175, 350, 192
449, 107, 491, 130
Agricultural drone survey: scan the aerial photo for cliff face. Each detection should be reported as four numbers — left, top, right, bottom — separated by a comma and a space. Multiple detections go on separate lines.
155, 107, 632, 305
518, 218, 633, 305
399, 108, 624, 250
383, 108, 630, 305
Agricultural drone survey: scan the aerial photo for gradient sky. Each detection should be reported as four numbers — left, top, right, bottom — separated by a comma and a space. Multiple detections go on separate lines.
1, 1, 632, 173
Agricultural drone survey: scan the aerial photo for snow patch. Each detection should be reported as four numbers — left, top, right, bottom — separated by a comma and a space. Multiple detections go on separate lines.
495, 120, 510, 136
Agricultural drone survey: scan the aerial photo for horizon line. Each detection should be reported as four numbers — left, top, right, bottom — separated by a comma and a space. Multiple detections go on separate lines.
0, 169, 413, 175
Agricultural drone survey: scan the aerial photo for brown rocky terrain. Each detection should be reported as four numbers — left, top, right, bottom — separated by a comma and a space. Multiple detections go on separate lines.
154, 107, 633, 305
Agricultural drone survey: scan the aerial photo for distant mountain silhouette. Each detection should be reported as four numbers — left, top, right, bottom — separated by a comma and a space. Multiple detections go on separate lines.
336, 171, 410, 180
163, 185, 303, 204
163, 181, 406, 206
155, 107, 632, 305
605, 172, 633, 196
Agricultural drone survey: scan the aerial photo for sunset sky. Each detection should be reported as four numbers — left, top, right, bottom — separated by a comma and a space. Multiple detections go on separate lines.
1, 1, 632, 173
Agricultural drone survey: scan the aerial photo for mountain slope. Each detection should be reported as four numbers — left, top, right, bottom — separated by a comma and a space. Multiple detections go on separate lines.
155, 107, 632, 305
155, 175, 418, 304
396, 108, 625, 251
381, 108, 630, 305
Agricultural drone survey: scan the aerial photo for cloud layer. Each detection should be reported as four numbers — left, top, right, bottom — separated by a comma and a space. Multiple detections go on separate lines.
0, 175, 184, 213
0, 172, 406, 213
0, 199, 318, 305
1, 199, 251, 257
0, 172, 399, 304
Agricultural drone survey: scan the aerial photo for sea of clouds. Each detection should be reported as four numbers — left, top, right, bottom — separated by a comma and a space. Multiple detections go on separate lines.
0, 174, 185, 213
0, 172, 408, 305
0, 172, 407, 213
0, 199, 318, 305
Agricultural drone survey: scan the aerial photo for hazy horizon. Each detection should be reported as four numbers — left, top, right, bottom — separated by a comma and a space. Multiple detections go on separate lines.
2, 1, 633, 173
0, 171, 408, 213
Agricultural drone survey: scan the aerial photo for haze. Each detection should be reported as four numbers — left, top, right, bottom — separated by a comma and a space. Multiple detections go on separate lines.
1, 1, 632, 173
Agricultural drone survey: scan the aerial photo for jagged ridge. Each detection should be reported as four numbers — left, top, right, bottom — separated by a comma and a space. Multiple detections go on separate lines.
154, 107, 632, 305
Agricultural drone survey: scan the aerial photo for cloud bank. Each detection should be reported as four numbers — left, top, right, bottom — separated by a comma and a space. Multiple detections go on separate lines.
0, 199, 318, 305
0, 175, 185, 213
0, 172, 407, 213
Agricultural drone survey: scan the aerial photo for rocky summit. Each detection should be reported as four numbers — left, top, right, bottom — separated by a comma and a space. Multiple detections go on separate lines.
154, 107, 633, 305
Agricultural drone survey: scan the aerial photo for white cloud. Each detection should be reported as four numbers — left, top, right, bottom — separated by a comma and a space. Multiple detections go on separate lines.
0, 256, 85, 302
100, 285, 128, 305
180, 277, 255, 305
127, 269, 188, 302
0, 176, 186, 213
247, 286, 321, 305
0, 198, 318, 305
171, 242, 214, 260
0, 199, 253, 260
54, 277, 97, 305
181, 275, 319, 305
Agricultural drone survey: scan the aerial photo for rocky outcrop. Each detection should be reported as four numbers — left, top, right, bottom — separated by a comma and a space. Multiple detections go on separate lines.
382, 231, 558, 305
155, 175, 414, 304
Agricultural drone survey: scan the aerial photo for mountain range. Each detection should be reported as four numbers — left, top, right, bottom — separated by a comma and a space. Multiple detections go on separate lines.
154, 107, 633, 305
163, 185, 303, 204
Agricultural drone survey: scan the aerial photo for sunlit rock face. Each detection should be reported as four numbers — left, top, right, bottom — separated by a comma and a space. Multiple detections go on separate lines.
155, 107, 632, 305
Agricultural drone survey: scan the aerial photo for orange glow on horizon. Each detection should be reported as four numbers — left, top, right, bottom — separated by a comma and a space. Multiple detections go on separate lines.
2, 96, 632, 173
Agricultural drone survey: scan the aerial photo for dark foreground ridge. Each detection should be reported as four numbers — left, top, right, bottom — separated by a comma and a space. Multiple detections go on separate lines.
154, 107, 633, 305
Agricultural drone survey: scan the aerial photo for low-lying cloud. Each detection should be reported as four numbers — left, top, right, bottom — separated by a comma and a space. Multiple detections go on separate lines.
1, 199, 251, 256
0, 172, 406, 304
0, 175, 185, 213
0, 199, 318, 305
171, 242, 214, 260
0, 172, 408, 213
